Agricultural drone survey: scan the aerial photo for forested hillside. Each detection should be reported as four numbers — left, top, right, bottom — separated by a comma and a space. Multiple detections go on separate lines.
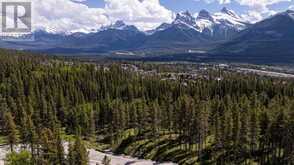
0, 52, 293, 164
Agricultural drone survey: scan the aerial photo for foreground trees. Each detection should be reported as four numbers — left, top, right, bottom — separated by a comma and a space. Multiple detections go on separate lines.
0, 52, 293, 164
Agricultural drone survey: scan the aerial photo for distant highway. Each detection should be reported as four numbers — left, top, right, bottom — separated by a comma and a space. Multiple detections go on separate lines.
237, 67, 294, 78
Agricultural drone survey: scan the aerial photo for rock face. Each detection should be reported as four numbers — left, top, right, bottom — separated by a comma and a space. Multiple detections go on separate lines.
152, 7, 249, 41
196, 7, 250, 40
173, 11, 199, 30
144, 11, 206, 47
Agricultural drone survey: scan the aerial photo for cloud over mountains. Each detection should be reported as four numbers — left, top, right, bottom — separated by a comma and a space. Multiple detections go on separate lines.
33, 0, 173, 33
198, 0, 293, 22
32, 0, 293, 33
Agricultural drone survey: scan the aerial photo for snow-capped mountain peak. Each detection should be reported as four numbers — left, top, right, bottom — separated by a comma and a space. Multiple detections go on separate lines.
174, 11, 196, 25
173, 10, 199, 31
193, 8, 250, 37
197, 9, 214, 22
195, 10, 215, 32
213, 8, 250, 30
281, 10, 294, 20
221, 7, 240, 19
100, 20, 139, 31
145, 23, 171, 35
165, 8, 250, 35
111, 20, 127, 29
107, 20, 130, 30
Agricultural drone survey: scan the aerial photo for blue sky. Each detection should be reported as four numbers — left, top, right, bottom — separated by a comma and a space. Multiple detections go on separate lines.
82, 0, 294, 14
34, 0, 294, 33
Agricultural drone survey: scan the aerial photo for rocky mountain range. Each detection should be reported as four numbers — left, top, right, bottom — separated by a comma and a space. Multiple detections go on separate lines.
2, 8, 294, 63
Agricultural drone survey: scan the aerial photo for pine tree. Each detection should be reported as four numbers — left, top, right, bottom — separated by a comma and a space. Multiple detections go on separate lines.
4, 112, 18, 152
39, 128, 57, 164
269, 111, 286, 162
56, 129, 65, 165
68, 136, 88, 165
249, 109, 258, 154
0, 96, 8, 134
232, 104, 240, 147
151, 102, 160, 138
239, 110, 249, 155
258, 111, 269, 164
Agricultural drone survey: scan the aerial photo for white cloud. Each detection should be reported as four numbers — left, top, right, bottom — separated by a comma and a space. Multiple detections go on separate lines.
33, 0, 109, 33
236, 0, 289, 22
241, 11, 264, 23
31, 0, 173, 33
236, 0, 290, 12
29, 0, 293, 33
104, 0, 173, 30
194, 0, 231, 4
196, 0, 292, 22
219, 0, 231, 3
198, 0, 291, 8
71, 0, 87, 2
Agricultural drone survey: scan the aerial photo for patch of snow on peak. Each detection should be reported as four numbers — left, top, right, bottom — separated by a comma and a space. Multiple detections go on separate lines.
196, 19, 214, 32
173, 11, 200, 31
109, 21, 128, 30
195, 8, 249, 32
221, 7, 240, 19
285, 10, 294, 20
197, 10, 214, 22
100, 20, 139, 31
196, 10, 215, 32
213, 8, 249, 30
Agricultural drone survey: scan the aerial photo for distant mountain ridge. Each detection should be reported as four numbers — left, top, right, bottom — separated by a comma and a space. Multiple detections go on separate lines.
2, 7, 249, 53
2, 8, 294, 64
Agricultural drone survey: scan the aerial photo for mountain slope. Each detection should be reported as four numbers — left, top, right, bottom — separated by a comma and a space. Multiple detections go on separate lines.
70, 21, 146, 52
0, 8, 249, 54
213, 10, 294, 63
196, 8, 250, 40
143, 11, 212, 50
4, 21, 147, 53
147, 11, 203, 42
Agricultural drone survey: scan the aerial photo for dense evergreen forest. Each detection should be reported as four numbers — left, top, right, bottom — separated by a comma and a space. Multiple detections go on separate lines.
0, 52, 293, 165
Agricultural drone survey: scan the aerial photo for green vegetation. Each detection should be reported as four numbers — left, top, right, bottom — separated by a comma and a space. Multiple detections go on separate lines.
0, 136, 7, 145
68, 136, 89, 165
0, 52, 293, 164
5, 151, 33, 165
